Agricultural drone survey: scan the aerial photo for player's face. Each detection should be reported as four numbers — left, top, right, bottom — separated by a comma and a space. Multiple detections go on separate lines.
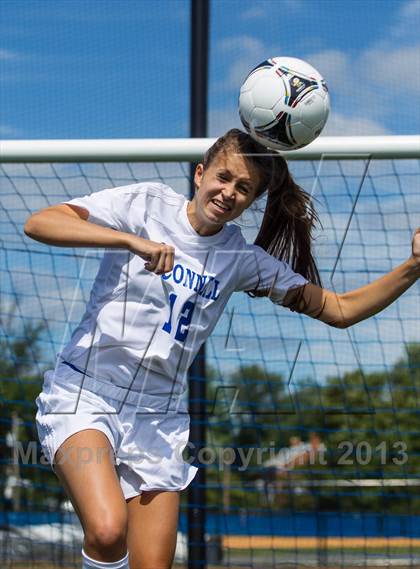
188, 151, 260, 236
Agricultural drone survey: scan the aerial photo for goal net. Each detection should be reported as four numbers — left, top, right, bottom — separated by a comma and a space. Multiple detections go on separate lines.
1, 136, 419, 568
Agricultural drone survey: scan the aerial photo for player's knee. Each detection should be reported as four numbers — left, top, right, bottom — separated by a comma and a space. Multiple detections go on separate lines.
84, 516, 127, 554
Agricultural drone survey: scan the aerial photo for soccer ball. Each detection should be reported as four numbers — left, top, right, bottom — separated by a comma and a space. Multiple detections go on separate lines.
239, 56, 330, 151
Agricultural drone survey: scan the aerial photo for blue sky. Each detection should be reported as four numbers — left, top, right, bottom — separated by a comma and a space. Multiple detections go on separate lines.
1, 1, 419, 385
1, 0, 419, 140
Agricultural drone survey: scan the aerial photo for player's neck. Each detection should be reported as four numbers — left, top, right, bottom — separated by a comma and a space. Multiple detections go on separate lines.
186, 200, 223, 237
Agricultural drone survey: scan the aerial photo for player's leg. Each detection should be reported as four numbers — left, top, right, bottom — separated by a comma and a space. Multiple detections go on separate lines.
54, 428, 129, 565
126, 490, 180, 569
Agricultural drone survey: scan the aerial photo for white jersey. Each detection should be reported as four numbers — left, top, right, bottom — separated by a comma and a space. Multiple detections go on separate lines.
59, 183, 307, 396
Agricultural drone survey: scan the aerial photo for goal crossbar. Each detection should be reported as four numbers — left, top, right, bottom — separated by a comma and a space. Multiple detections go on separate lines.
1, 135, 419, 162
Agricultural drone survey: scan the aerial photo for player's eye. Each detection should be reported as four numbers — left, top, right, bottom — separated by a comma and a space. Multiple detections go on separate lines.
217, 174, 229, 181
238, 185, 250, 194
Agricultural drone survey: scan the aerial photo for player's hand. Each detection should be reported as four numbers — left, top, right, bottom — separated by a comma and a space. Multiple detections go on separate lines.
127, 235, 175, 275
411, 227, 420, 275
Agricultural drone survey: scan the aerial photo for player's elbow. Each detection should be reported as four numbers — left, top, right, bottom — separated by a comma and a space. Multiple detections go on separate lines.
24, 214, 40, 238
324, 291, 351, 329
324, 306, 350, 329
328, 318, 350, 329
328, 309, 353, 329
24, 212, 50, 240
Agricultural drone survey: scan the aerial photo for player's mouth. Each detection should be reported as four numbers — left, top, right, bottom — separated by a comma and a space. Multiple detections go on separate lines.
210, 199, 232, 214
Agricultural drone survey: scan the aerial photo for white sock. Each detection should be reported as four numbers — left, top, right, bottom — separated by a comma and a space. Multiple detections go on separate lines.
82, 548, 129, 569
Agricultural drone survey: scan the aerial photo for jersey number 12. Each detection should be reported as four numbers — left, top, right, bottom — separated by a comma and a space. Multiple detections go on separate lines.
162, 292, 195, 342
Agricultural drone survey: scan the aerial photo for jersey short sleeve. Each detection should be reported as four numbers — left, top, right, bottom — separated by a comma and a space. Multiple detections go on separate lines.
234, 244, 308, 306
64, 183, 149, 234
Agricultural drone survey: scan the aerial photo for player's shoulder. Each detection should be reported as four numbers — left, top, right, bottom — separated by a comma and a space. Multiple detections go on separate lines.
233, 240, 288, 271
229, 236, 264, 255
112, 181, 179, 200
242, 242, 283, 262
221, 222, 248, 248
111, 181, 185, 210
145, 182, 185, 206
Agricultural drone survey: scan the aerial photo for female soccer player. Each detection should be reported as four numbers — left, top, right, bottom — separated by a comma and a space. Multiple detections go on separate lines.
24, 129, 419, 569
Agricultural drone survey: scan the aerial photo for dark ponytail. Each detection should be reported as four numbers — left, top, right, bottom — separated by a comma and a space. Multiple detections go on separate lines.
203, 128, 322, 289
254, 155, 322, 286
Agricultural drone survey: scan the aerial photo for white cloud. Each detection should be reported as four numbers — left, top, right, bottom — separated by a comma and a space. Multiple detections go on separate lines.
274, 0, 304, 13
239, 0, 304, 20
400, 0, 420, 19
0, 49, 23, 61
322, 112, 391, 136
209, 107, 242, 137
360, 45, 420, 96
0, 124, 23, 137
216, 35, 266, 55
240, 6, 266, 20
307, 42, 420, 126
218, 60, 256, 91
213, 0, 420, 134
304, 49, 353, 97
391, 0, 420, 39
214, 36, 268, 91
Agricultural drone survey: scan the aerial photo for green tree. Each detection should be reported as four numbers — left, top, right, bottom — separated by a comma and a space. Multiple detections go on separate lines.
0, 305, 63, 513
204, 344, 420, 514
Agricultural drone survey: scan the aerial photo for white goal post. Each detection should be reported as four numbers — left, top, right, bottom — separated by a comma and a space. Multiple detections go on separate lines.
1, 135, 419, 162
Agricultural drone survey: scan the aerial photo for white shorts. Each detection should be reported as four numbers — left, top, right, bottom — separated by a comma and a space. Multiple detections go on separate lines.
35, 365, 198, 499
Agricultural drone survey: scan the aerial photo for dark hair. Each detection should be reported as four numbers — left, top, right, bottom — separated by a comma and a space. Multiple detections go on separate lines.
203, 129, 322, 294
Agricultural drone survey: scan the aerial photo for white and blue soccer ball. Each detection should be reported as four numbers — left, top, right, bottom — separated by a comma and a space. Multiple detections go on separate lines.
239, 56, 330, 151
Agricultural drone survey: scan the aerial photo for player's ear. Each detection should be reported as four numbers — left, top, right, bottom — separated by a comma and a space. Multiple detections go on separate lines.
194, 163, 204, 190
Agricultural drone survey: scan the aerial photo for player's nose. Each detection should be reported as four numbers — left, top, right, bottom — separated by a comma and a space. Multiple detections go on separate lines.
220, 183, 236, 202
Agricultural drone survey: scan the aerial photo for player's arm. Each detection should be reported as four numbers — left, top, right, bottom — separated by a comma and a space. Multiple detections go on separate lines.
24, 205, 174, 274
24, 204, 130, 248
283, 228, 420, 328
